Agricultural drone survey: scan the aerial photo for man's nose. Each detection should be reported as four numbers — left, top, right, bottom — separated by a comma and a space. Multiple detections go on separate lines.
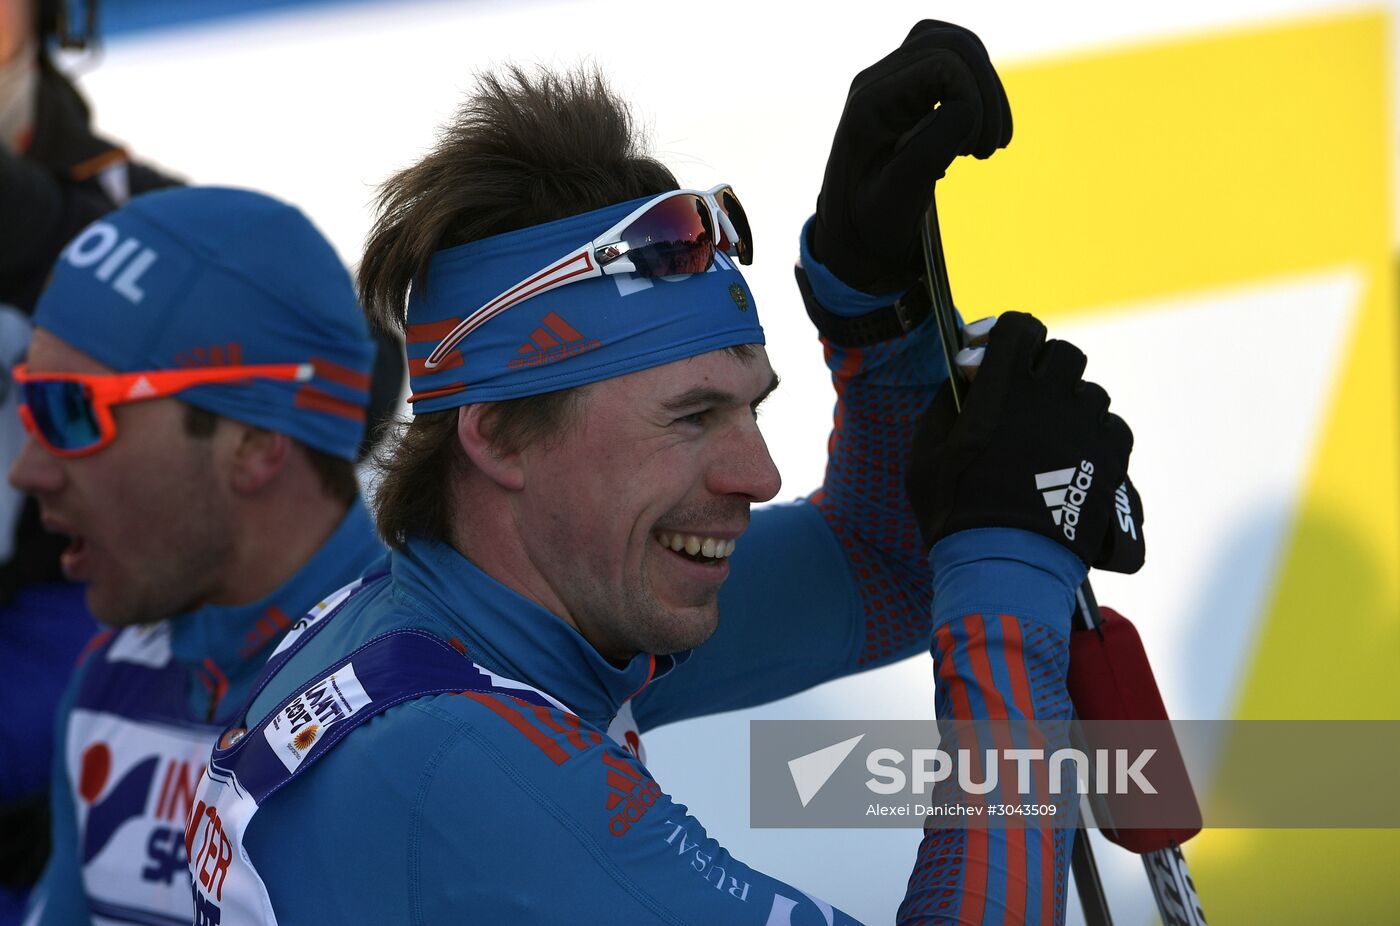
708, 418, 781, 503
9, 436, 66, 495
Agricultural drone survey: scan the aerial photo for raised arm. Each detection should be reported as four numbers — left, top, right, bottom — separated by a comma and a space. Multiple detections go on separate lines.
637, 22, 1013, 728
899, 312, 1140, 923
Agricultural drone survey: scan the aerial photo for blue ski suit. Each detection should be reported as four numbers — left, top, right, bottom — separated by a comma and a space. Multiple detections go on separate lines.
187, 243, 1084, 923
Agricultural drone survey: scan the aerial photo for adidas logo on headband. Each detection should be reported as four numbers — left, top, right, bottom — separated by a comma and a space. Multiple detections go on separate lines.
508, 312, 602, 369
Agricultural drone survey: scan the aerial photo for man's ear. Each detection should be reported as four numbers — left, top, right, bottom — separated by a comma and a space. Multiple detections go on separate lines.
457, 405, 525, 491
224, 422, 293, 495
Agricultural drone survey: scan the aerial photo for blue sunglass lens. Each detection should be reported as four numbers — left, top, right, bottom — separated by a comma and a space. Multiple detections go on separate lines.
24, 380, 103, 451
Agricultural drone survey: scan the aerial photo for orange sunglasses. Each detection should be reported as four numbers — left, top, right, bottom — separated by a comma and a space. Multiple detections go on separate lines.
13, 362, 312, 458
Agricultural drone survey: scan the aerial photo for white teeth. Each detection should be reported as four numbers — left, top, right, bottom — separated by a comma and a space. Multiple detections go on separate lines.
655, 532, 738, 559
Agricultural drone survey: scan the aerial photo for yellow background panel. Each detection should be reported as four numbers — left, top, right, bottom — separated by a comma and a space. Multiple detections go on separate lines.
941, 10, 1391, 316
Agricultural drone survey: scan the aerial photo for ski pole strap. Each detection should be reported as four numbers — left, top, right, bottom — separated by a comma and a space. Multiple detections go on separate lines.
793, 265, 930, 347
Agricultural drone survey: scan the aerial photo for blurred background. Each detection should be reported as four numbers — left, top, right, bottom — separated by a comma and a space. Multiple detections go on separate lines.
17, 0, 1400, 922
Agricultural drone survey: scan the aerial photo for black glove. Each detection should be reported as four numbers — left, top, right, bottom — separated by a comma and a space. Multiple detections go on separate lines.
810, 21, 1012, 295
906, 312, 1145, 573
1098, 473, 1145, 574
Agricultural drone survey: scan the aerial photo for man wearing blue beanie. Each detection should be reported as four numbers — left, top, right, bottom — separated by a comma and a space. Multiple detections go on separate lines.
187, 25, 1141, 925
10, 186, 383, 925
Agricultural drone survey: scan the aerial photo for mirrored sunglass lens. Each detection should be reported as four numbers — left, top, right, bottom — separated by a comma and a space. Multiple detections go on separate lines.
717, 187, 752, 265
23, 380, 103, 450
621, 195, 713, 276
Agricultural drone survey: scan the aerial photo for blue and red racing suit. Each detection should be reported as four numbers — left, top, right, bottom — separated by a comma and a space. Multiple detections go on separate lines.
188, 528, 1082, 924
186, 241, 1083, 924
22, 502, 382, 926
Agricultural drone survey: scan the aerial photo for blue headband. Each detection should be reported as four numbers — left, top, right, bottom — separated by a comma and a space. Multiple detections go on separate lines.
405, 194, 765, 412
34, 187, 374, 461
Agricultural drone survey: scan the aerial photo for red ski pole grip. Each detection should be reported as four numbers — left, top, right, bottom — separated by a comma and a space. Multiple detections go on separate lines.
1067, 606, 1202, 853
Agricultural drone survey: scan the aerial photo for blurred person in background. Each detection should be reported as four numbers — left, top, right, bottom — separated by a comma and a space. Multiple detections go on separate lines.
0, 2, 176, 919
0, 2, 404, 918
9, 185, 385, 926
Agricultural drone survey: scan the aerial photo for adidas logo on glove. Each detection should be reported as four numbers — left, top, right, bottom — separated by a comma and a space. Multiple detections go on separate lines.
1035, 462, 1095, 541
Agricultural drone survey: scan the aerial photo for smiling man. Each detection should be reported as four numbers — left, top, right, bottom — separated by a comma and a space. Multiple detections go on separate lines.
186, 24, 1140, 925
459, 349, 781, 662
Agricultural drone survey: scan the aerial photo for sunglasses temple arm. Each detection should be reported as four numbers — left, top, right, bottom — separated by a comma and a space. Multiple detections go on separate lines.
427, 252, 610, 368
715, 209, 740, 251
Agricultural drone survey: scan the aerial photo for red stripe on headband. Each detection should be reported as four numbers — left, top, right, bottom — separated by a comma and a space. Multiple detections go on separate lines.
311, 358, 371, 391
294, 385, 366, 421
406, 317, 464, 344
408, 383, 467, 403
409, 353, 464, 377
423, 252, 594, 369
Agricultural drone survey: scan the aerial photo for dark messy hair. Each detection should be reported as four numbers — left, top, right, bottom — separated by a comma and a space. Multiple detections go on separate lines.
359, 65, 679, 549
359, 65, 679, 333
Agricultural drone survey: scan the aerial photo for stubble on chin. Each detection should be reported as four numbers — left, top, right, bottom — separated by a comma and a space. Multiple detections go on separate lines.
86, 567, 221, 628
612, 585, 722, 658
90, 485, 234, 628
